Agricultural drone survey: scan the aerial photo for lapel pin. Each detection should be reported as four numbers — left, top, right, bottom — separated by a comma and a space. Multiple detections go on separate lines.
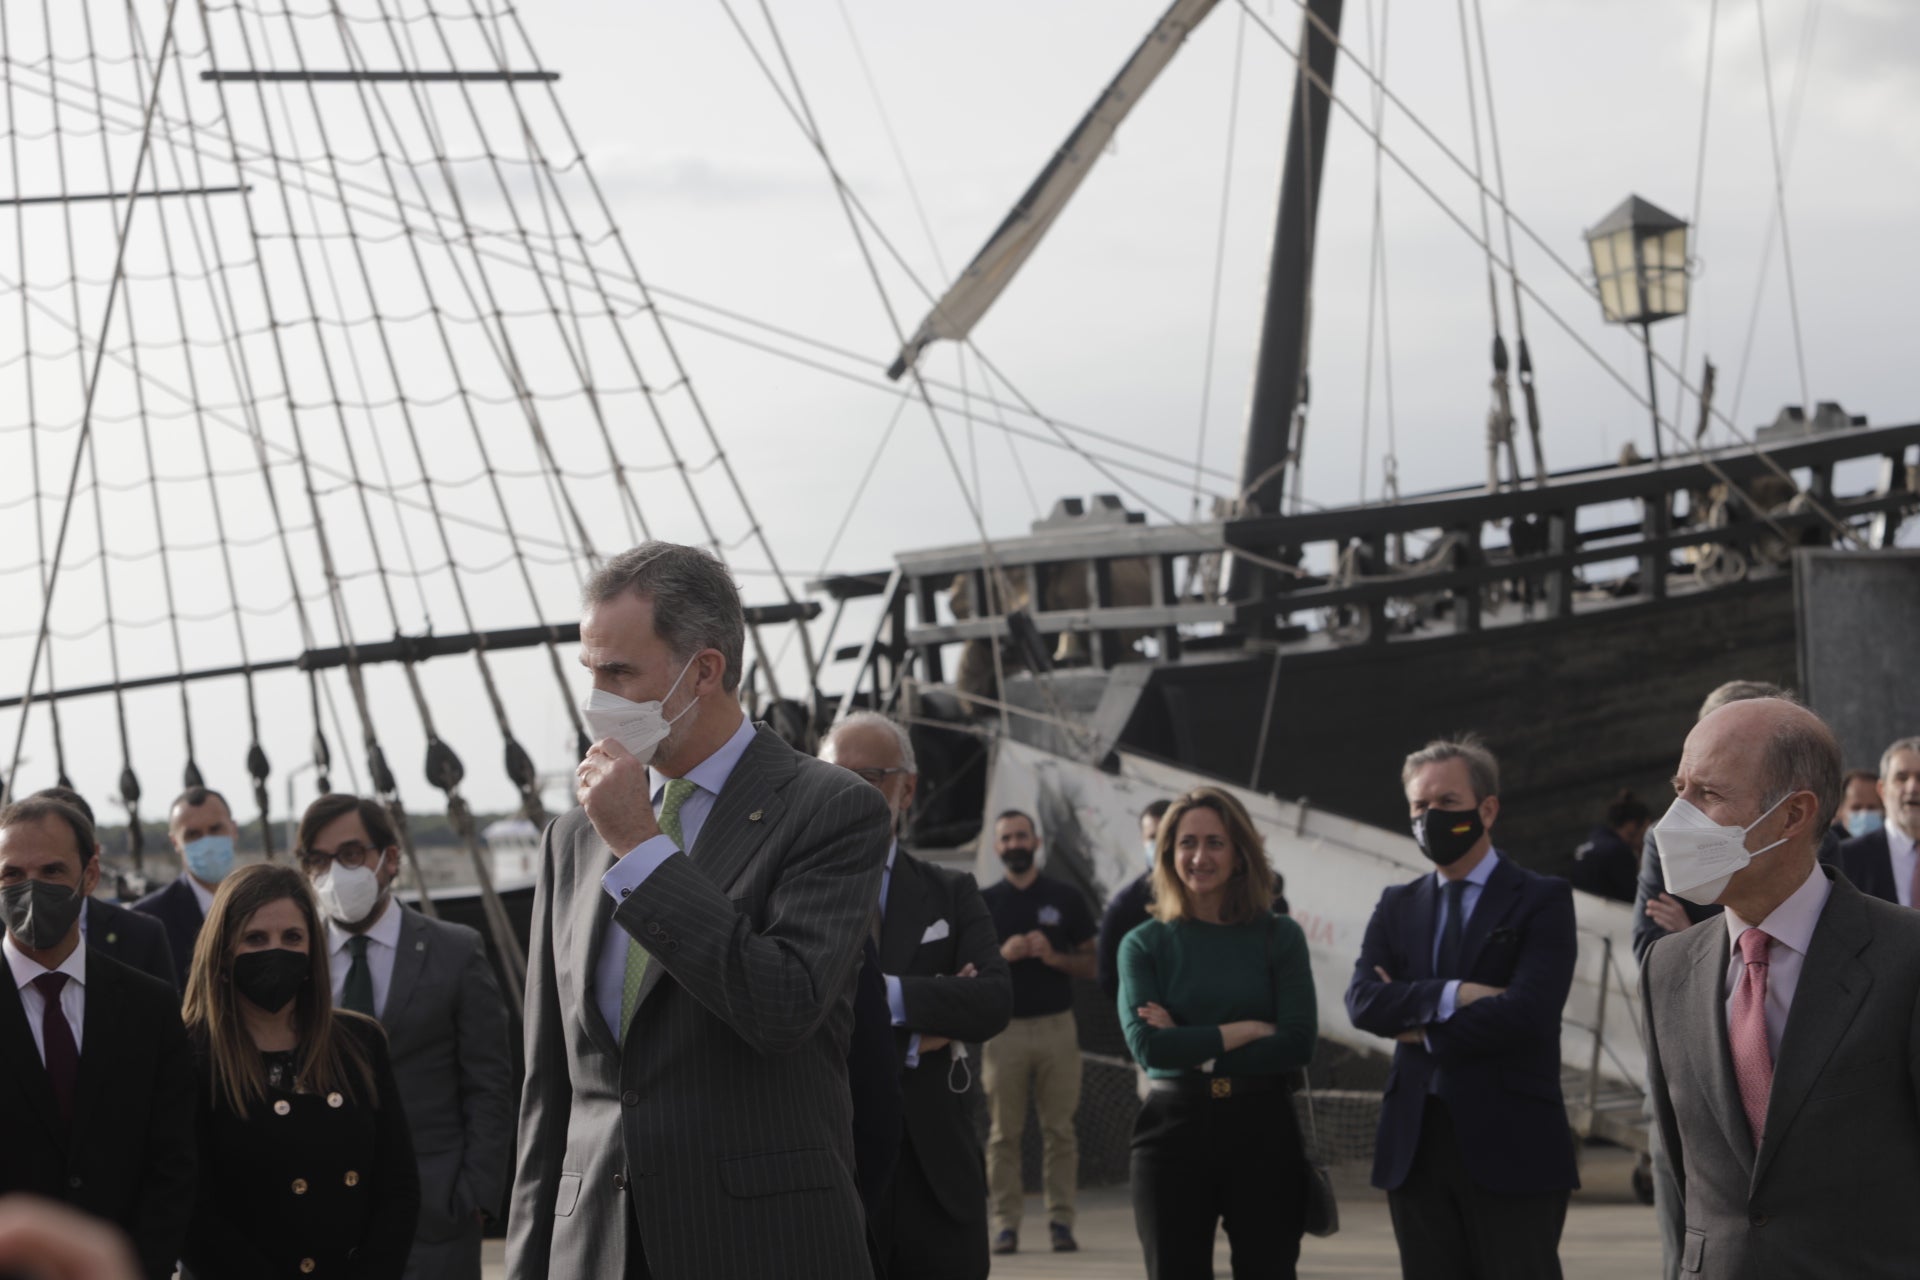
106, 932, 118, 944
749, 809, 763, 822
416, 941, 426, 951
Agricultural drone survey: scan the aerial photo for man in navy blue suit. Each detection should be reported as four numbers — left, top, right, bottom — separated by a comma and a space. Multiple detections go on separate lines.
1835, 737, 1919, 906
1346, 736, 1578, 1280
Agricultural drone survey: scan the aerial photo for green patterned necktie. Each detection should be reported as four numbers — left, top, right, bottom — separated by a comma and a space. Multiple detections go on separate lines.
619, 778, 700, 1036
342, 934, 375, 1017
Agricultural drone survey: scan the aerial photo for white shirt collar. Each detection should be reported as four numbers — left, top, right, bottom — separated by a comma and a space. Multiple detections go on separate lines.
327, 897, 404, 956
1433, 847, 1501, 891
1726, 863, 1832, 958
1888, 822, 1916, 862
4, 929, 86, 990
652, 712, 755, 801
187, 875, 216, 917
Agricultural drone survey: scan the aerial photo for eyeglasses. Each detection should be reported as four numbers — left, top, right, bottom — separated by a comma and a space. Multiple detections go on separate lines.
850, 766, 910, 786
303, 840, 382, 870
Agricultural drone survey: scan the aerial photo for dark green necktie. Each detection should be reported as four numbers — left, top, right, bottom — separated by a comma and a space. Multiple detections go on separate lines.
343, 934, 375, 1017
620, 779, 699, 1037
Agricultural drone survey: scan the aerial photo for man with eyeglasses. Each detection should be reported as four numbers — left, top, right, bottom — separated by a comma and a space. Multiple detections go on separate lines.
823, 714, 1012, 1280
297, 793, 514, 1280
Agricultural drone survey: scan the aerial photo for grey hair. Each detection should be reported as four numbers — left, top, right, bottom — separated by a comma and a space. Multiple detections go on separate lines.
1881, 737, 1920, 780
822, 712, 917, 774
583, 542, 745, 693
1402, 735, 1500, 801
1751, 700, 1843, 834
1698, 680, 1796, 721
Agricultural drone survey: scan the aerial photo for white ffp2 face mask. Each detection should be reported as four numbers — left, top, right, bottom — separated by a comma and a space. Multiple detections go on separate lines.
1654, 793, 1791, 905
315, 852, 387, 926
580, 657, 700, 767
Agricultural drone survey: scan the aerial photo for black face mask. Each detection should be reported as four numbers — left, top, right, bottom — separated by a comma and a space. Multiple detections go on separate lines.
0, 879, 85, 951
232, 948, 310, 1014
999, 848, 1035, 876
1414, 807, 1485, 867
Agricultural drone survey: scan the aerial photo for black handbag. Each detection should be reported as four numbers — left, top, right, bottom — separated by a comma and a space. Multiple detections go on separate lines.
1299, 1068, 1340, 1237
1267, 914, 1339, 1238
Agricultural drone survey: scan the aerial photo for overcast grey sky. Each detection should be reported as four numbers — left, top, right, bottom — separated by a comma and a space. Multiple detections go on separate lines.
1, 0, 1914, 826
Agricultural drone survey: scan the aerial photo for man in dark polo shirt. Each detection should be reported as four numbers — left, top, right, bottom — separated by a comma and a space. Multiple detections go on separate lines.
979, 810, 1096, 1256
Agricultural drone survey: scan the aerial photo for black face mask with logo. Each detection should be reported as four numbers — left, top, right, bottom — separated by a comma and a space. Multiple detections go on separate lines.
1414, 807, 1485, 867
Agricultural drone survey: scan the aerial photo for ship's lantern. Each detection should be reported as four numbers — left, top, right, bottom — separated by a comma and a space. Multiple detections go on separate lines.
1584, 195, 1690, 326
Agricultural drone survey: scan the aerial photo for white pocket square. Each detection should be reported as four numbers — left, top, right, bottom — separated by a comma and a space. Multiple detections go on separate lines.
920, 919, 951, 944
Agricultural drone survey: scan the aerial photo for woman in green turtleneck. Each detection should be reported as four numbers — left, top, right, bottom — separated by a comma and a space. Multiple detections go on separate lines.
1118, 785, 1317, 1280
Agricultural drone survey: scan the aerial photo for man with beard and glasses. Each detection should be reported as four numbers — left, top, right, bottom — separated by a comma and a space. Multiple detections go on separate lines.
507, 542, 891, 1280
979, 810, 1096, 1257
1345, 736, 1579, 1280
0, 796, 196, 1280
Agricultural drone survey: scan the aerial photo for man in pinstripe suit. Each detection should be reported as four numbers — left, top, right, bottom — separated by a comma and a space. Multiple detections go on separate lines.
507, 543, 892, 1280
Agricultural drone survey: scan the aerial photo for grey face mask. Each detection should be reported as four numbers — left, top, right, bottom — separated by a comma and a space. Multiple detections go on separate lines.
0, 879, 85, 951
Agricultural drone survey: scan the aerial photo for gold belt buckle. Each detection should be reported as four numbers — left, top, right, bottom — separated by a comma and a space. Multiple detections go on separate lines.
1210, 1077, 1232, 1099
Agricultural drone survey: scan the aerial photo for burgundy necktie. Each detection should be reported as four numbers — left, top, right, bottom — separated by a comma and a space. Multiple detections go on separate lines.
32, 972, 78, 1128
1728, 928, 1773, 1148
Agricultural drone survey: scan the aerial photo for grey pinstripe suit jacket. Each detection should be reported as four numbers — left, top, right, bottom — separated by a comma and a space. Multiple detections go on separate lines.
506, 724, 890, 1280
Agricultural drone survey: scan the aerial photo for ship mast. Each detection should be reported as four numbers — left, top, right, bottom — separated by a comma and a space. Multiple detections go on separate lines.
1230, 0, 1343, 611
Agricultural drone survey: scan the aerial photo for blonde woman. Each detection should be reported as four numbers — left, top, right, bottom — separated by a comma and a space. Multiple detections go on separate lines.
179, 863, 418, 1279
1118, 786, 1317, 1279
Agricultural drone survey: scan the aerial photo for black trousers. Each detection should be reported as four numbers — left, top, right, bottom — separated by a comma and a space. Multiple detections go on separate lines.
872, 1136, 989, 1280
1387, 1097, 1568, 1280
1129, 1085, 1308, 1280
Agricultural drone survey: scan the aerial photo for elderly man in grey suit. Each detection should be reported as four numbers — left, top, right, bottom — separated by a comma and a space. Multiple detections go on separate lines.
508, 542, 891, 1280
1643, 697, 1920, 1279
298, 791, 515, 1280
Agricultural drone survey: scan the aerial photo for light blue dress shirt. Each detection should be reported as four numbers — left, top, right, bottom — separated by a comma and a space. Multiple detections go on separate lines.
1430, 848, 1501, 1024
877, 841, 924, 1067
593, 712, 756, 1041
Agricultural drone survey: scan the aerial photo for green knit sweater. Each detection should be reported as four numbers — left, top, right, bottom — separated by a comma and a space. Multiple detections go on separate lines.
1117, 913, 1317, 1079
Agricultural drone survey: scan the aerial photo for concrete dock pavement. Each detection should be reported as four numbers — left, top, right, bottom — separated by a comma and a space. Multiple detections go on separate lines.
479, 1145, 1659, 1278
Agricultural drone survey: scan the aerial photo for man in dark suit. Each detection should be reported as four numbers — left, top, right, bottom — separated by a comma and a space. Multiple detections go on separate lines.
1834, 737, 1919, 905
30, 787, 175, 991
132, 784, 240, 988
1096, 799, 1170, 1000
1346, 736, 1578, 1280
823, 713, 1013, 1280
0, 796, 196, 1280
508, 543, 892, 1280
1643, 700, 1920, 1277
297, 792, 515, 1280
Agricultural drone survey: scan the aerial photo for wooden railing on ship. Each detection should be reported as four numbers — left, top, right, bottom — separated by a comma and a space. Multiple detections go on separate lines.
817, 421, 1920, 714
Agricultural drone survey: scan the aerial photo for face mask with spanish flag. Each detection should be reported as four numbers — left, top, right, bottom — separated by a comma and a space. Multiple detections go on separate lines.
1413, 807, 1485, 867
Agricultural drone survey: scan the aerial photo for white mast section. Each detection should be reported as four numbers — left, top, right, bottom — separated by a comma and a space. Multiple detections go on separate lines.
885, 0, 1221, 380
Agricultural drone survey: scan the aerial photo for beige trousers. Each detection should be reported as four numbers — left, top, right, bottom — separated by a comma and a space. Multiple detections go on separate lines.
981, 1009, 1082, 1234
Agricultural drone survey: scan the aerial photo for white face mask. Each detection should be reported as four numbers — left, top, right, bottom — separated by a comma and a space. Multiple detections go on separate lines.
1654, 793, 1791, 905
1142, 840, 1158, 869
315, 851, 387, 926
580, 657, 700, 767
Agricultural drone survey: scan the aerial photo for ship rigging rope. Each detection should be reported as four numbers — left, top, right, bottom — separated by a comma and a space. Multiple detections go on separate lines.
1470, 0, 1544, 488
715, 0, 1316, 587
487, 0, 828, 703
1728, 0, 1822, 434
1192, 4, 1249, 520
119, 2, 278, 820
723, 0, 1026, 740
4, 0, 186, 802
139, 10, 363, 797
1673, 0, 1721, 440
1751, 0, 1812, 418
1356, 0, 1397, 510
0, 4, 71, 786
1232, 0, 1867, 552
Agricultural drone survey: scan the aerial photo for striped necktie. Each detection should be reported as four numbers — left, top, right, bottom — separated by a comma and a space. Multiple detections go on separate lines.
620, 778, 699, 1036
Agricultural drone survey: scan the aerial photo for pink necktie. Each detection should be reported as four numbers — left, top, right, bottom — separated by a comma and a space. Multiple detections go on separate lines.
1729, 928, 1774, 1148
